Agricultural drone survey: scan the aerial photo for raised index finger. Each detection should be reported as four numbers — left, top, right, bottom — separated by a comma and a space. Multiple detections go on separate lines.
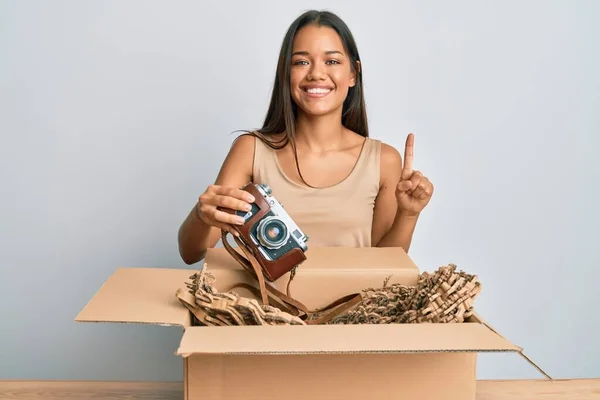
402, 133, 414, 179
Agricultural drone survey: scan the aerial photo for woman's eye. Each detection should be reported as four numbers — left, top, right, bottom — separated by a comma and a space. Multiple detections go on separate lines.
292, 60, 340, 66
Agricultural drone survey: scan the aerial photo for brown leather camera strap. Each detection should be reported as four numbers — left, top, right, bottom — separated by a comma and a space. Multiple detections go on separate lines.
220, 230, 363, 325
220, 230, 309, 315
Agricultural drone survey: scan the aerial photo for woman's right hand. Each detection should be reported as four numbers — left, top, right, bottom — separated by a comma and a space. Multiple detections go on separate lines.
196, 184, 256, 237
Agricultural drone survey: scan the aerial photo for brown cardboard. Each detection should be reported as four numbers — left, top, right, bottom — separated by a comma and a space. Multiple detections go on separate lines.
185, 353, 477, 400
204, 246, 420, 310
176, 323, 519, 355
75, 267, 192, 327
75, 246, 550, 400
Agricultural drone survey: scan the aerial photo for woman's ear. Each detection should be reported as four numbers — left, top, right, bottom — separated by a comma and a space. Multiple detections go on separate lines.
350, 60, 361, 87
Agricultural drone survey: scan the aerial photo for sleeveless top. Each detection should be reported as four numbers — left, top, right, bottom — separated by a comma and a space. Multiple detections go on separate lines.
251, 136, 381, 248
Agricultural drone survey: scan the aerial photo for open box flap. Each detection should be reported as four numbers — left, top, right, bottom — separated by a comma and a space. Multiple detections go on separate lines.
75, 267, 193, 327
469, 312, 553, 380
176, 322, 519, 357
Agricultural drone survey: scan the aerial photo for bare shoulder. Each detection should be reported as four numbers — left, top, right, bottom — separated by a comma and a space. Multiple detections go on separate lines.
230, 132, 256, 152
378, 141, 403, 186
215, 133, 256, 184
379, 141, 402, 167
234, 131, 289, 152
227, 133, 258, 167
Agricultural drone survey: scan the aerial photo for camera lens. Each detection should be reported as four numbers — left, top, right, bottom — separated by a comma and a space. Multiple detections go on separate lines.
257, 216, 289, 249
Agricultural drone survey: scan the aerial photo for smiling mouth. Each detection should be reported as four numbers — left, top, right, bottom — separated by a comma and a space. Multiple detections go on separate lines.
302, 87, 333, 98
304, 87, 332, 94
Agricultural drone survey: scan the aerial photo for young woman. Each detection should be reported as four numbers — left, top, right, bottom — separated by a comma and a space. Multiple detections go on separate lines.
178, 10, 434, 265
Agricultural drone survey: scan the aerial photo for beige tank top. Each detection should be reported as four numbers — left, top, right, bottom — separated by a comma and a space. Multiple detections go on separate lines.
252, 136, 381, 248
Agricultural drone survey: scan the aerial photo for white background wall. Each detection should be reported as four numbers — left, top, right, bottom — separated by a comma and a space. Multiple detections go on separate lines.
1, 0, 598, 381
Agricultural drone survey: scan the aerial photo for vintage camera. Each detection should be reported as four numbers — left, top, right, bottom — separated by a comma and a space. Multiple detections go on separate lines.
235, 183, 309, 262
218, 182, 309, 282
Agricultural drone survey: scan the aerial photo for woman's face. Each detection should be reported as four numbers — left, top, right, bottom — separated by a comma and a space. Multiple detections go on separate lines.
289, 25, 356, 118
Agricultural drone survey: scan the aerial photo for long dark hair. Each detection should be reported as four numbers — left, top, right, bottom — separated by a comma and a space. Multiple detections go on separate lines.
241, 10, 369, 185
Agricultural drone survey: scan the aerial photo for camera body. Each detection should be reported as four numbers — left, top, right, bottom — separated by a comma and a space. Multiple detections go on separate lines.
218, 182, 309, 282
236, 183, 309, 262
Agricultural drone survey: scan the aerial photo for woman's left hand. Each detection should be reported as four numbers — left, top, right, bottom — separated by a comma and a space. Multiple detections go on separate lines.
396, 133, 434, 216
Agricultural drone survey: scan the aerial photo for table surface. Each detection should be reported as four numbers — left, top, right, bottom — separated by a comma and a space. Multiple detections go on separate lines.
0, 379, 599, 399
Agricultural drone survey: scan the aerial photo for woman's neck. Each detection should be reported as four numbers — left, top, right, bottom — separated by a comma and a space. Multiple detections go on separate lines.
294, 111, 346, 153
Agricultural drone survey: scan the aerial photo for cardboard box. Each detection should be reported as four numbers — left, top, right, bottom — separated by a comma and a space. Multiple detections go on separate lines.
75, 246, 550, 400
200, 246, 422, 311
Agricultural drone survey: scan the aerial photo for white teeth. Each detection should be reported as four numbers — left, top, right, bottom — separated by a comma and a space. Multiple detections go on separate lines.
306, 88, 331, 94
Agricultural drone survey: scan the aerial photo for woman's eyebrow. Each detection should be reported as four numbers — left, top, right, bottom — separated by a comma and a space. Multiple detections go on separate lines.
292, 50, 345, 56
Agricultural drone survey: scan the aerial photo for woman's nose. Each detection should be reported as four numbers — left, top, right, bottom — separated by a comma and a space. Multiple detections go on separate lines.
307, 63, 326, 80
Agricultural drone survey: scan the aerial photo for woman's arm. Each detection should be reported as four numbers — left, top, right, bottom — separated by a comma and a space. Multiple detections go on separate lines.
375, 208, 420, 252
177, 134, 256, 264
371, 143, 419, 252
371, 137, 433, 252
